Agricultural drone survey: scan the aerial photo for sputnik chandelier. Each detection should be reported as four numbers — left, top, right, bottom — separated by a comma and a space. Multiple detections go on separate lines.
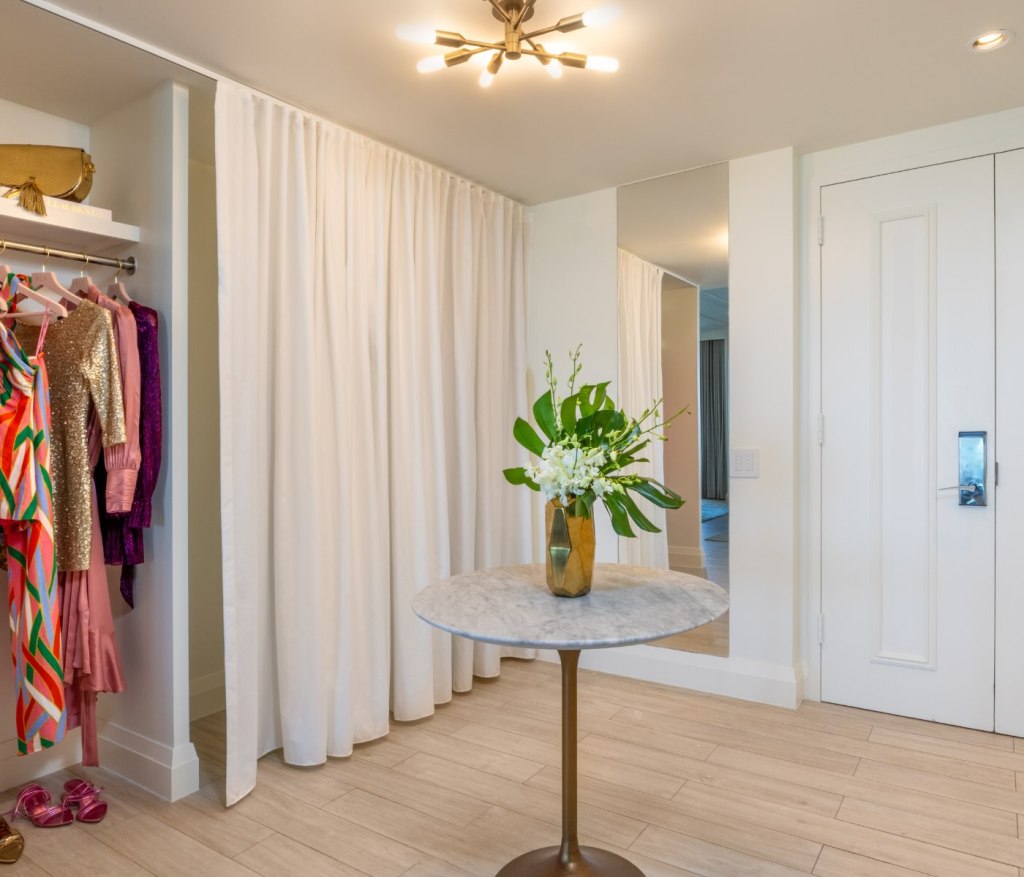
398, 0, 621, 87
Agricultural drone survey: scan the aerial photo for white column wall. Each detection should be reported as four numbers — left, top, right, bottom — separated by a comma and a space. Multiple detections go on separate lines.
528, 159, 801, 708
727, 148, 799, 673
91, 82, 199, 800
526, 189, 619, 563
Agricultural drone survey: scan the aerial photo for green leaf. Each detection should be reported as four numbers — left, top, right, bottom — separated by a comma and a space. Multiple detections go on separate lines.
533, 391, 558, 441
589, 409, 626, 439
591, 382, 610, 413
503, 467, 540, 491
578, 384, 596, 418
619, 490, 662, 533
603, 493, 636, 538
561, 394, 578, 435
513, 417, 547, 457
618, 439, 651, 459
576, 491, 594, 518
631, 478, 684, 510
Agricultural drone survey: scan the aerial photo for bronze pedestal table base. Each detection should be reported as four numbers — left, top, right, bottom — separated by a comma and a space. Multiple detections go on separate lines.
496, 650, 643, 877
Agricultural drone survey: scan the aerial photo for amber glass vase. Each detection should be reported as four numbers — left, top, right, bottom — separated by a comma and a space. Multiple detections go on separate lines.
544, 500, 596, 598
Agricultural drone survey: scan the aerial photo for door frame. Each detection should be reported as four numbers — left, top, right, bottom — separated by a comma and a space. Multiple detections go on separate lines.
801, 110, 1024, 717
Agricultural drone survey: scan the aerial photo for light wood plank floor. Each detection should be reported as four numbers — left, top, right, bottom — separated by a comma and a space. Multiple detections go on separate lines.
3, 659, 1022, 876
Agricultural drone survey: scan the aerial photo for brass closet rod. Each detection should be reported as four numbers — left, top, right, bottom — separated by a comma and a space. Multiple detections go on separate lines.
0, 238, 137, 275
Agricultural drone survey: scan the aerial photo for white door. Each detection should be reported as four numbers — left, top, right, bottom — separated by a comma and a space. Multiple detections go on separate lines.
820, 156, 995, 730
996, 148, 1024, 735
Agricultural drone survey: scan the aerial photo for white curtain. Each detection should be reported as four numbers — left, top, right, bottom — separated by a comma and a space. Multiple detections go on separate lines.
617, 249, 669, 568
215, 82, 533, 806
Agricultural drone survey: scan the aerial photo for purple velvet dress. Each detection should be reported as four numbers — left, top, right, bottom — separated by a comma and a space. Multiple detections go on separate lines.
97, 302, 162, 606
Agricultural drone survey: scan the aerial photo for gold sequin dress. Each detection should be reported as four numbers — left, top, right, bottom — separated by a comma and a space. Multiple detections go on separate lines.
16, 299, 125, 572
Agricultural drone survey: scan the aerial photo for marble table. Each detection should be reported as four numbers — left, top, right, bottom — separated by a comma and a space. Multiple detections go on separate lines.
412, 563, 729, 877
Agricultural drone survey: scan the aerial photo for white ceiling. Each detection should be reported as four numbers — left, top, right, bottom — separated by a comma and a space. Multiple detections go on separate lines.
618, 162, 728, 289
13, 0, 1024, 204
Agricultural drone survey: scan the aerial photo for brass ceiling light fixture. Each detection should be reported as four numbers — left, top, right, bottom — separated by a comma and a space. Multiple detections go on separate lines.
398, 0, 621, 87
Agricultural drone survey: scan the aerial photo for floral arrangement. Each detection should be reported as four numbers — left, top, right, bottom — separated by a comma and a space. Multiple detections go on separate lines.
504, 346, 686, 537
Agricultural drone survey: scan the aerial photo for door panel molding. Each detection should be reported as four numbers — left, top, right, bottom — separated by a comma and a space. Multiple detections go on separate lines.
870, 207, 938, 670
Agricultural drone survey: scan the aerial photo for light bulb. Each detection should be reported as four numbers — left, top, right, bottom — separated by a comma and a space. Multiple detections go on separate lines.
479, 71, 496, 88
546, 59, 563, 79
417, 55, 447, 73
397, 24, 437, 45
971, 29, 1013, 51
582, 5, 621, 28
585, 55, 619, 72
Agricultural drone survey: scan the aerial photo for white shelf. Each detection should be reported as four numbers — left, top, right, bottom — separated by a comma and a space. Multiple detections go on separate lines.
0, 197, 140, 255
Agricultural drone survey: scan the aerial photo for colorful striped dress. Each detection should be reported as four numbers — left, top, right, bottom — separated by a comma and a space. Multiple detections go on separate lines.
0, 276, 65, 753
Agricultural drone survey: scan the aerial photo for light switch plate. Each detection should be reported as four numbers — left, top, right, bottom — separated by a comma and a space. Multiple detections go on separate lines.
731, 449, 760, 478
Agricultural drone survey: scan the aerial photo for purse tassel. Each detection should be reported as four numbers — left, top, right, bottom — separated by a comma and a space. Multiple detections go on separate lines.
3, 178, 47, 216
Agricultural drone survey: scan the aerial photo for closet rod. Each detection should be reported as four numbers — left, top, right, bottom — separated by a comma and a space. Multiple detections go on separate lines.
0, 239, 137, 275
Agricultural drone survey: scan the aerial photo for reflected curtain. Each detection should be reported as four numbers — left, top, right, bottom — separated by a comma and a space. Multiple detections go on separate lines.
617, 249, 669, 568
700, 339, 728, 500
215, 82, 533, 806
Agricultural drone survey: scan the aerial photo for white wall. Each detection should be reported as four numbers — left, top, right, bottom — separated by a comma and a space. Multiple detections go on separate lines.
526, 188, 618, 561
188, 158, 224, 720
661, 281, 703, 572
0, 97, 89, 151
91, 82, 199, 800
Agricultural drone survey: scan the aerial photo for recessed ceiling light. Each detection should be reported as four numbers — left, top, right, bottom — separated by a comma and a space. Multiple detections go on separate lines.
970, 29, 1013, 52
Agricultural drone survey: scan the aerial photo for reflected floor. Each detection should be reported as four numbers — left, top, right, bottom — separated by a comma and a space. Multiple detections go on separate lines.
655, 511, 729, 656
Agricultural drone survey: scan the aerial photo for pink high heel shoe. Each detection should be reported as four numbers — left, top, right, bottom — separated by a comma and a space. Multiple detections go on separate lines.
7, 784, 73, 828
61, 779, 107, 824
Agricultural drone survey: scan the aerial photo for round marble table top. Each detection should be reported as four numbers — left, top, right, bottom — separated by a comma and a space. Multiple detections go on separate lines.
412, 563, 729, 650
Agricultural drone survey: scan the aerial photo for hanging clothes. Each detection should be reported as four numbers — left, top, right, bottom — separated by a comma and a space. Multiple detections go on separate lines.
83, 284, 141, 516
16, 300, 126, 571
0, 277, 65, 754
98, 299, 160, 607
16, 300, 127, 766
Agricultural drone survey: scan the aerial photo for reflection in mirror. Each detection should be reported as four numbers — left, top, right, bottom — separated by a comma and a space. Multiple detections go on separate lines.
617, 163, 729, 657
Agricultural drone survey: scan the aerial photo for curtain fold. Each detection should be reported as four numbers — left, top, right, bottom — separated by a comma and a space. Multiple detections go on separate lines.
215, 82, 532, 806
700, 339, 729, 500
616, 249, 669, 568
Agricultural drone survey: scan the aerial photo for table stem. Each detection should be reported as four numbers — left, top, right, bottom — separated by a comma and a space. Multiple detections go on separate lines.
558, 649, 581, 866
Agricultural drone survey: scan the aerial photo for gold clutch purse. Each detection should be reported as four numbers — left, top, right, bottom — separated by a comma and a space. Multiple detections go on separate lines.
0, 144, 96, 216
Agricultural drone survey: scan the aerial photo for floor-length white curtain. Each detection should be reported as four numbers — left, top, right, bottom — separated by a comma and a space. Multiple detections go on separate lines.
617, 249, 669, 568
215, 81, 533, 806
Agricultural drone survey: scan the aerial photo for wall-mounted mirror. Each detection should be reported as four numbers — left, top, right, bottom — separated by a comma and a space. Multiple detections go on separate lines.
617, 163, 729, 657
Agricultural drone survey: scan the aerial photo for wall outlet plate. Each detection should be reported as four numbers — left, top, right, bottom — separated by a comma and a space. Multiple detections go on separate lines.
731, 449, 760, 478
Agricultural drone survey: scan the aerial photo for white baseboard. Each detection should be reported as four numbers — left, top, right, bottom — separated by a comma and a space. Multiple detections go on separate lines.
99, 721, 200, 802
190, 670, 226, 720
538, 645, 801, 709
669, 545, 706, 573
